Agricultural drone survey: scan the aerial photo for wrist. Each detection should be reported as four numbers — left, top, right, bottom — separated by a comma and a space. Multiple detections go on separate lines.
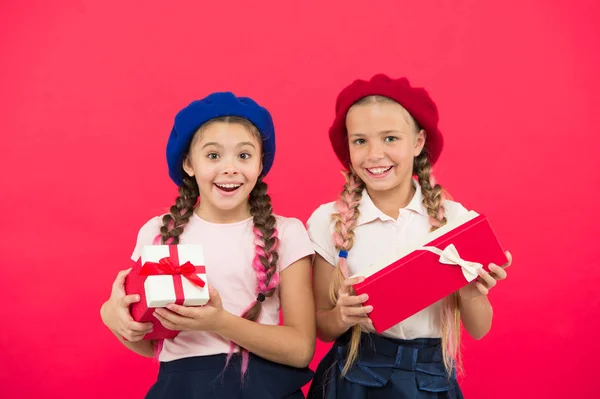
458, 291, 489, 308
100, 300, 119, 334
100, 301, 109, 323
458, 286, 483, 300
211, 309, 233, 334
332, 305, 350, 333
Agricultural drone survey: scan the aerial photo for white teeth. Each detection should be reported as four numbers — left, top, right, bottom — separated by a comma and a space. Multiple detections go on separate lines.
367, 167, 392, 175
216, 183, 241, 188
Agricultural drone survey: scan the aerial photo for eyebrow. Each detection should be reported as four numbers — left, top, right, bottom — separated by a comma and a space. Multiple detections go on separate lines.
201, 141, 257, 149
201, 142, 221, 149
348, 130, 404, 137
237, 141, 257, 149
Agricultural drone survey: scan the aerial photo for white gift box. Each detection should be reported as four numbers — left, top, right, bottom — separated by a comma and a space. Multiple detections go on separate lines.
140, 244, 210, 308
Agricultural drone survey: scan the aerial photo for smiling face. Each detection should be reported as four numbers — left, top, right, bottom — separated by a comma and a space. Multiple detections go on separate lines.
182, 117, 263, 221
346, 97, 425, 195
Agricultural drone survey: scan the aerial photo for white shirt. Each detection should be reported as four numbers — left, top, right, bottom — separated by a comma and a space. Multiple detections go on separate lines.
307, 180, 469, 339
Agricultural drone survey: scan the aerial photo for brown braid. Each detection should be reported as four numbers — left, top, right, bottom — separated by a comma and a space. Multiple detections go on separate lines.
242, 178, 280, 322
159, 174, 200, 244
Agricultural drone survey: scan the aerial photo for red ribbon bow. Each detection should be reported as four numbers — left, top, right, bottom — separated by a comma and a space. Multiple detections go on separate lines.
140, 245, 206, 305
141, 257, 206, 288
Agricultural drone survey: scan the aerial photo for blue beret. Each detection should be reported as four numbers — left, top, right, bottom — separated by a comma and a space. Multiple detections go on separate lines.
166, 92, 276, 186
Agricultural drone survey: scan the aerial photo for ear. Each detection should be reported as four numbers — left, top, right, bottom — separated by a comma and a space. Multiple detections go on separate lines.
414, 129, 426, 157
182, 155, 194, 177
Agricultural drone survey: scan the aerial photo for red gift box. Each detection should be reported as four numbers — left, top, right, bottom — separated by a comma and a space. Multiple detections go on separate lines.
352, 211, 508, 333
125, 244, 208, 340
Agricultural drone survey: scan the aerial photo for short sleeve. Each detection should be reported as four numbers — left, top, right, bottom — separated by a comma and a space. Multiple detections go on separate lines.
130, 216, 163, 262
276, 217, 315, 273
306, 203, 337, 266
444, 200, 470, 224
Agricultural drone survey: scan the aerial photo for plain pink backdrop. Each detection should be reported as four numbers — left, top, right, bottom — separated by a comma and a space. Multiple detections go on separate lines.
1, 1, 599, 398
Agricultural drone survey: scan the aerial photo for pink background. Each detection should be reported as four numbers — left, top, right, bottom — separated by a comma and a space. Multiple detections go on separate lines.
1, 1, 598, 398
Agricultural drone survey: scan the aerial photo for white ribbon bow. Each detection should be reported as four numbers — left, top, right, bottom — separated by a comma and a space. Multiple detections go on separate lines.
421, 244, 482, 282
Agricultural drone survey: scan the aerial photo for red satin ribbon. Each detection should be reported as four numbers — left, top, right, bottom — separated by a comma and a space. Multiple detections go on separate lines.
140, 245, 206, 305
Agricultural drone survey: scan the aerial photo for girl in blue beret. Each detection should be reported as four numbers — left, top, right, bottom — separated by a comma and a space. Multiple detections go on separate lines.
101, 92, 316, 398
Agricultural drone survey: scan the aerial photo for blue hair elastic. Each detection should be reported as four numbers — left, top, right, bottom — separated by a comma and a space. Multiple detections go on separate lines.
339, 250, 348, 259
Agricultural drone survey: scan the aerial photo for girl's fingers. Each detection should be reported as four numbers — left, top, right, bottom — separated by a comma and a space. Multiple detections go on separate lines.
476, 281, 489, 296
340, 313, 373, 326
503, 251, 513, 268
344, 276, 365, 287
126, 320, 154, 333
121, 294, 141, 308
360, 318, 374, 328
153, 311, 176, 330
112, 268, 132, 291
489, 264, 507, 280
127, 331, 147, 342
338, 294, 368, 307
342, 305, 373, 317
477, 269, 497, 289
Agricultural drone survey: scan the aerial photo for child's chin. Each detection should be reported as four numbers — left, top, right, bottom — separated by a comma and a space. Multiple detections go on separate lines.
367, 179, 401, 191
213, 197, 243, 208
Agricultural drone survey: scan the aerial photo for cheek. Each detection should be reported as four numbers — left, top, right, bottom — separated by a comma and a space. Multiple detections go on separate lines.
244, 159, 262, 181
191, 161, 216, 184
237, 157, 261, 182
348, 145, 366, 166
387, 143, 412, 161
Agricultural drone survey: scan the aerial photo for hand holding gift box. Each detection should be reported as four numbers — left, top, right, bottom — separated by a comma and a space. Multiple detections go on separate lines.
456, 247, 511, 300
352, 211, 509, 333
125, 244, 209, 340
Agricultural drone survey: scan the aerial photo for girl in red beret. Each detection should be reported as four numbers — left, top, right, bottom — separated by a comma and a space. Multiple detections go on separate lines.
305, 74, 513, 398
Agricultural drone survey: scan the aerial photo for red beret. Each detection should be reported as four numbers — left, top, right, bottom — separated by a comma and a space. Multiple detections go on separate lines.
328, 74, 444, 168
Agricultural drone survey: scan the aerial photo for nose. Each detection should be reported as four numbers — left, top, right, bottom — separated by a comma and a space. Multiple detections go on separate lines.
222, 157, 239, 175
367, 142, 385, 161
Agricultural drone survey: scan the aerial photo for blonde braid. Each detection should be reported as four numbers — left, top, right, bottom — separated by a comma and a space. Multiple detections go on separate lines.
414, 151, 462, 375
329, 169, 365, 376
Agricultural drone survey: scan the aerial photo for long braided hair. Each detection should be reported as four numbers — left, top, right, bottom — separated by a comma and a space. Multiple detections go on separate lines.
329, 96, 461, 376
154, 116, 280, 374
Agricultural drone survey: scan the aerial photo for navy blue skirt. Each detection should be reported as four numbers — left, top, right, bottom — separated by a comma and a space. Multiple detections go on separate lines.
145, 353, 314, 399
307, 332, 464, 399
